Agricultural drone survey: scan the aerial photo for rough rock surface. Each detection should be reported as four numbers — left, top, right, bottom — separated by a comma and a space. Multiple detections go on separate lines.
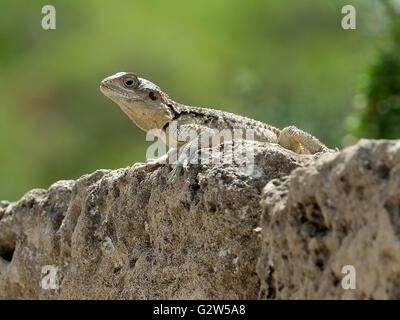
259, 139, 400, 299
0, 139, 399, 299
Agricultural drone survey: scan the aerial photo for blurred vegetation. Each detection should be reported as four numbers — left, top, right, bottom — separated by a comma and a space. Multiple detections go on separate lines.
0, 0, 393, 200
346, 0, 400, 141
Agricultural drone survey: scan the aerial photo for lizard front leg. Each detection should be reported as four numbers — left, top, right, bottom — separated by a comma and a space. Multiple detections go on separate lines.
278, 125, 334, 154
132, 148, 177, 172
167, 125, 216, 184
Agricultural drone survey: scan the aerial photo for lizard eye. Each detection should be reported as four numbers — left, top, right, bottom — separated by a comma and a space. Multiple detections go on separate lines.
149, 91, 158, 101
123, 76, 138, 88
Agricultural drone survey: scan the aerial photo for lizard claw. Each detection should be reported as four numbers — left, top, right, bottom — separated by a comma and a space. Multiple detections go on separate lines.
167, 164, 183, 184
132, 158, 166, 174
132, 162, 147, 172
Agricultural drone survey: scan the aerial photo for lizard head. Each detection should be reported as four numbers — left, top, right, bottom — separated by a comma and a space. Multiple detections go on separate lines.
100, 72, 174, 132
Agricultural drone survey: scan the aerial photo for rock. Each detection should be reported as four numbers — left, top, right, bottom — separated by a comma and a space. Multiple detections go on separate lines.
258, 139, 400, 299
0, 141, 307, 299
0, 139, 399, 299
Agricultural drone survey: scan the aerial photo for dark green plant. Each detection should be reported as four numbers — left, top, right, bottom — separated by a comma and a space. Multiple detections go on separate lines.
348, 1, 400, 139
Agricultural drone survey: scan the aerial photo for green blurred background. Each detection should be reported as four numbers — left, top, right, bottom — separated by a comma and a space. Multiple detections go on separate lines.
0, 0, 399, 201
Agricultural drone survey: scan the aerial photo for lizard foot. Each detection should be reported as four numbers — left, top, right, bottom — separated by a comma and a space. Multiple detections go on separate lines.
167, 164, 183, 184
132, 162, 147, 172
132, 160, 164, 173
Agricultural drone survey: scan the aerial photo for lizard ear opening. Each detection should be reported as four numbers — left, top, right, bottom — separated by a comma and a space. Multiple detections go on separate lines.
149, 91, 158, 101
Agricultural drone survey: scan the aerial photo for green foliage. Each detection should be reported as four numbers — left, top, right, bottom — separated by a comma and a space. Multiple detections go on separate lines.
0, 0, 386, 200
347, 1, 400, 140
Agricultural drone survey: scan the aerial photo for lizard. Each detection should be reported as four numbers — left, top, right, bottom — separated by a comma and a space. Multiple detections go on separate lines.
100, 72, 335, 183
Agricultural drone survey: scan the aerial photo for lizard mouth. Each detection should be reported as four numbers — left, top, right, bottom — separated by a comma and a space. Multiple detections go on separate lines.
100, 82, 130, 99
100, 82, 110, 93
100, 82, 113, 94
100, 82, 144, 106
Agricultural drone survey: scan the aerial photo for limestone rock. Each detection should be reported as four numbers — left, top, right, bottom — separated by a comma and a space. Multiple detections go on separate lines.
258, 139, 400, 299
0, 141, 307, 299
1, 139, 399, 299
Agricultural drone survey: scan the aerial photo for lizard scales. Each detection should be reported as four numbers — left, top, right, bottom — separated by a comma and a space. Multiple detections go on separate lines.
100, 72, 334, 183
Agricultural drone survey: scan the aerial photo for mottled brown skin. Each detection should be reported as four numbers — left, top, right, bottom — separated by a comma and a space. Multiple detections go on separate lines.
100, 72, 334, 182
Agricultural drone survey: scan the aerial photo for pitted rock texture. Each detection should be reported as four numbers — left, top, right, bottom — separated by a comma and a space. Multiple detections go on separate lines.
1, 139, 399, 299
0, 141, 308, 299
258, 139, 400, 299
